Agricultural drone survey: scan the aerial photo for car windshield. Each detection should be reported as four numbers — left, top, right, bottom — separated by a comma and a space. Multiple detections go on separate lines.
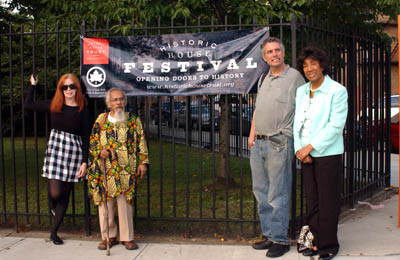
373, 96, 399, 108
392, 96, 399, 107
191, 106, 210, 114
162, 102, 182, 111
244, 106, 254, 115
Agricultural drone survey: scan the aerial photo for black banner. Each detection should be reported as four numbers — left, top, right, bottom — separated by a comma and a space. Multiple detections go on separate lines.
80, 28, 269, 97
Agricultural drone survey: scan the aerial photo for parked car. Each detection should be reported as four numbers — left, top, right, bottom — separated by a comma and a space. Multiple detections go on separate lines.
378, 95, 398, 118
391, 113, 399, 153
368, 112, 399, 153
150, 101, 183, 126
365, 95, 399, 153
354, 95, 399, 152
358, 95, 399, 121
177, 105, 219, 130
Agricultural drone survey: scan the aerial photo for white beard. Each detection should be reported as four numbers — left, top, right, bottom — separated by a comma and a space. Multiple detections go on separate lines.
112, 111, 126, 122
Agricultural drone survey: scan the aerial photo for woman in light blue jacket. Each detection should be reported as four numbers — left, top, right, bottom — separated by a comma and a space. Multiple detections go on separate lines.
294, 46, 348, 260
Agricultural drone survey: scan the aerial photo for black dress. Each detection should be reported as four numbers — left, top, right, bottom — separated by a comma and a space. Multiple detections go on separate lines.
25, 85, 89, 182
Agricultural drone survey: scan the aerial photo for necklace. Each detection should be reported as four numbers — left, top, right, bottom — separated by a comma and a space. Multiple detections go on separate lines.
310, 85, 320, 92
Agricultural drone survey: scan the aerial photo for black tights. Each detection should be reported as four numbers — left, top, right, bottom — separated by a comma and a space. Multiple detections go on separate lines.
48, 179, 73, 236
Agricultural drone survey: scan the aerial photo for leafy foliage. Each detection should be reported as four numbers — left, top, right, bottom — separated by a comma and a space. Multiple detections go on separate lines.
299, 0, 400, 33
2, 1, 399, 37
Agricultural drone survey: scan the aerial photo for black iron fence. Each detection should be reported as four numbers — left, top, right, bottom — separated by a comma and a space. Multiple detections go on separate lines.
0, 15, 392, 238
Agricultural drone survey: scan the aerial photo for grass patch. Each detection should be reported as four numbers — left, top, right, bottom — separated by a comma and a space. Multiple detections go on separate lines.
0, 137, 305, 238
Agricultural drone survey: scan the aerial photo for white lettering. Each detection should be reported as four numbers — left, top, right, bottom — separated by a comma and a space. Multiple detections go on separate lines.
211, 73, 245, 79
161, 62, 171, 73
210, 60, 222, 71
172, 75, 197, 81
177, 62, 190, 72
136, 76, 169, 82
196, 61, 204, 72
227, 59, 239, 70
159, 39, 218, 51
246, 58, 257, 68
123, 63, 136, 73
143, 62, 154, 73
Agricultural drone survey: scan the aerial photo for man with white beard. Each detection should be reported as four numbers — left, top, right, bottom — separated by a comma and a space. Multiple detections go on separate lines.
88, 88, 149, 250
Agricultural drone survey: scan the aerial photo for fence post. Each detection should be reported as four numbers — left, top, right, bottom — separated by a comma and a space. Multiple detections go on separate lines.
0, 23, 5, 225
347, 31, 356, 209
398, 14, 400, 228
384, 42, 392, 188
290, 13, 298, 239
80, 21, 92, 236
8, 23, 19, 232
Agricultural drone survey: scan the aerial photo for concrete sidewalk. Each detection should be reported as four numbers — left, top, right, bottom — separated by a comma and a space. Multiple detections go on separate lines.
1, 194, 399, 260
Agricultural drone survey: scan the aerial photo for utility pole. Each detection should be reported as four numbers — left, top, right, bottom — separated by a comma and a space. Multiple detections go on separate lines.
398, 14, 400, 228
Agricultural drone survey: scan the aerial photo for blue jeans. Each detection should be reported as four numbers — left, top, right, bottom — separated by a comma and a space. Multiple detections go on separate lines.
250, 134, 293, 245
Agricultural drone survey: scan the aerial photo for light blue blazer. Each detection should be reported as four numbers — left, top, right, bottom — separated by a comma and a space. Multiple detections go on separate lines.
293, 75, 348, 157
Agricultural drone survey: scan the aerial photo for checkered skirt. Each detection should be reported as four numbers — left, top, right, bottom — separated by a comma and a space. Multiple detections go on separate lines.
42, 129, 83, 182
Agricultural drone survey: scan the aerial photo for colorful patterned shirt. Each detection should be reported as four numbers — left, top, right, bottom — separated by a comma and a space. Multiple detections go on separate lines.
88, 112, 149, 205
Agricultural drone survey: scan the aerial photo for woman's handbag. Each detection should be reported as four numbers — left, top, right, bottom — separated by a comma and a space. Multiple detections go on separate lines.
297, 225, 314, 253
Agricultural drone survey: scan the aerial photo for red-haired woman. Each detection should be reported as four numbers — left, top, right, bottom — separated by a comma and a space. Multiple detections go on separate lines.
25, 74, 89, 245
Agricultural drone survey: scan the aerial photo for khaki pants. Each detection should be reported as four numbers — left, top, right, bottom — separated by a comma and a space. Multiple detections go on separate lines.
98, 194, 134, 242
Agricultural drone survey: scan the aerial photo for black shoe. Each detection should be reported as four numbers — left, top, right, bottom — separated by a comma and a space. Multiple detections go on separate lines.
266, 243, 290, 258
252, 237, 273, 250
319, 253, 337, 260
297, 243, 308, 253
302, 248, 318, 257
50, 233, 63, 245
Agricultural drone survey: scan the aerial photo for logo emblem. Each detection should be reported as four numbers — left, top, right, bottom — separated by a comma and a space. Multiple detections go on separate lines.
86, 66, 106, 87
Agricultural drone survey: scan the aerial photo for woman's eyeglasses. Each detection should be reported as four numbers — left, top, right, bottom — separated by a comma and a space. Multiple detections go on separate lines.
62, 84, 77, 91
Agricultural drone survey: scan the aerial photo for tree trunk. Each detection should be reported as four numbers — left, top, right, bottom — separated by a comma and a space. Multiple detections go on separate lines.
217, 95, 237, 187
210, 2, 237, 187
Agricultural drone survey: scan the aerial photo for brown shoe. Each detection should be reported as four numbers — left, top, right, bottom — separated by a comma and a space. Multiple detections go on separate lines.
98, 237, 119, 250
122, 240, 138, 250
